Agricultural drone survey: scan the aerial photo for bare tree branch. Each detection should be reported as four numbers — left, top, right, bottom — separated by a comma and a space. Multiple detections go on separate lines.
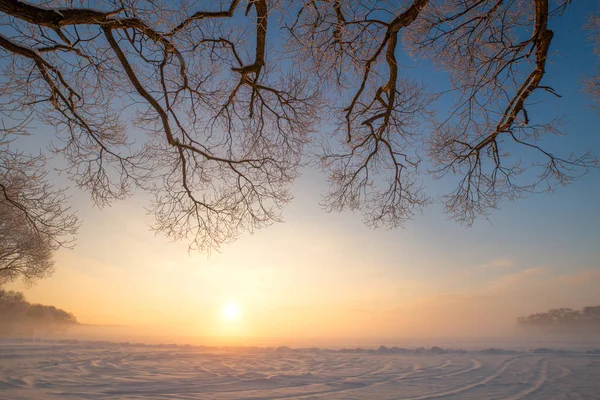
0, 0, 596, 255
405, 0, 597, 224
586, 9, 600, 110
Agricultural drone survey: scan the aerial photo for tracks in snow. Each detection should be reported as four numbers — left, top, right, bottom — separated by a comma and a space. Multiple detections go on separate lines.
0, 342, 597, 400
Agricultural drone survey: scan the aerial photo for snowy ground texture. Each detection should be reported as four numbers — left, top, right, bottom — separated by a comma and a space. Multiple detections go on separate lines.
1, 340, 600, 399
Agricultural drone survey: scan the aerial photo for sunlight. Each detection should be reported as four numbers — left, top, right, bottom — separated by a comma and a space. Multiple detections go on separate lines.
220, 301, 241, 322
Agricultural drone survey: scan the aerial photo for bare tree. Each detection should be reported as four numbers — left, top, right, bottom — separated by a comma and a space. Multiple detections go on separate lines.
1, 129, 78, 285
0, 197, 56, 285
0, 0, 596, 253
587, 10, 600, 109
0, 0, 320, 252
287, 0, 596, 226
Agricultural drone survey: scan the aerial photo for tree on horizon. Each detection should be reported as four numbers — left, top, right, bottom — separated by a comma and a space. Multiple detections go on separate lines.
517, 305, 600, 332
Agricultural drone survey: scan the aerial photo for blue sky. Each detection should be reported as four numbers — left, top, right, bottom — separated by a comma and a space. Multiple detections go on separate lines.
5, 0, 600, 344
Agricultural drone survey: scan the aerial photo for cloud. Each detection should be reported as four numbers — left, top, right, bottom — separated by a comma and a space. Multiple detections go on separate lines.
483, 258, 515, 269
482, 267, 549, 293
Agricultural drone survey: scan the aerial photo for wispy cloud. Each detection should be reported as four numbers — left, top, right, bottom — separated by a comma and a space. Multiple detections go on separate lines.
482, 258, 515, 269
482, 266, 548, 293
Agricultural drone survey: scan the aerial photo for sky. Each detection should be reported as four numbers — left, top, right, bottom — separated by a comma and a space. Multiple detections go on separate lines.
5, 1, 600, 346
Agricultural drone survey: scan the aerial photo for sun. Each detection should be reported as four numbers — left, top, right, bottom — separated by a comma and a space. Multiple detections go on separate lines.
220, 301, 241, 322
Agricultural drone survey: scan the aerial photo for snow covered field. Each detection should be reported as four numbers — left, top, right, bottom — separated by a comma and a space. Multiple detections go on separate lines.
1, 340, 599, 399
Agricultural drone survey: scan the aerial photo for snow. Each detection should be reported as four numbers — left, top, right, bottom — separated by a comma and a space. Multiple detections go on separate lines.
1, 339, 599, 399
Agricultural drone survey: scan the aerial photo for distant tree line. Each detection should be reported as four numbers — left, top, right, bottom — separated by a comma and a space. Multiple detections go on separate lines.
517, 306, 600, 332
0, 290, 78, 336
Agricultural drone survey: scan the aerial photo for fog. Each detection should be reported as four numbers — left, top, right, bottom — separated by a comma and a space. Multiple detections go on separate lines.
12, 322, 599, 353
4, 287, 599, 352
